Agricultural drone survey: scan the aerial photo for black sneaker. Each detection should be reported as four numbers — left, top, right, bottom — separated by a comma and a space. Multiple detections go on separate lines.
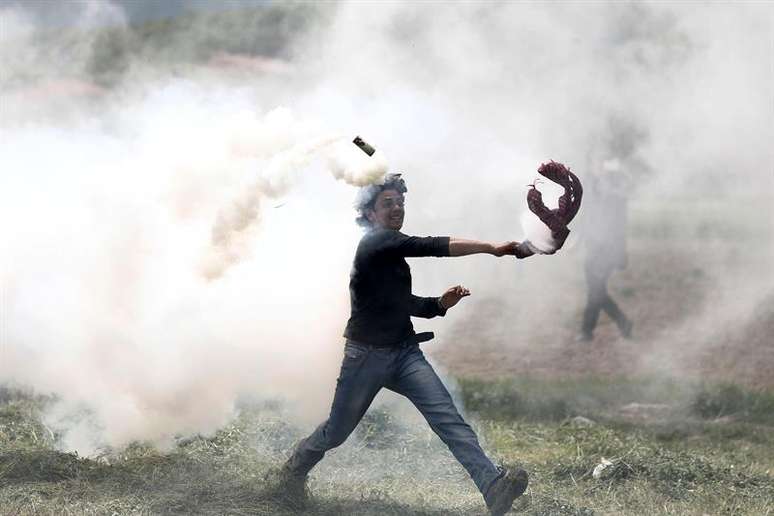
576, 332, 593, 343
485, 467, 529, 515
265, 463, 309, 509
619, 319, 633, 339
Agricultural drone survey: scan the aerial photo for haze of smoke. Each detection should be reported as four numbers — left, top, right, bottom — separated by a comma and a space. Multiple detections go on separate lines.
520, 175, 568, 254
1, 1, 772, 455
0, 4, 361, 452
521, 212, 558, 254
202, 118, 388, 280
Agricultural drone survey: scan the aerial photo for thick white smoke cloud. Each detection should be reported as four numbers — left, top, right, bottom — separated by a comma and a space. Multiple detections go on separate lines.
1, 1, 772, 453
200, 108, 388, 280
0, 3, 387, 450
0, 87, 371, 451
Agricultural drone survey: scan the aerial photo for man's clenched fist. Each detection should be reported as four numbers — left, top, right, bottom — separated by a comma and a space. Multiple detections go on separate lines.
439, 285, 471, 310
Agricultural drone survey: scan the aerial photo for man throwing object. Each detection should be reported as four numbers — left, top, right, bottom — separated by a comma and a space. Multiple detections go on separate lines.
279, 173, 532, 515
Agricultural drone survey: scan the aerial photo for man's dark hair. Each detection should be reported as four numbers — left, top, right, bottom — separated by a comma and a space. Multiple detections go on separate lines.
354, 173, 407, 228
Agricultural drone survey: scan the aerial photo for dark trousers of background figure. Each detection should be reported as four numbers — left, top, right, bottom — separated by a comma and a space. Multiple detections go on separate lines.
286, 340, 502, 497
582, 262, 631, 338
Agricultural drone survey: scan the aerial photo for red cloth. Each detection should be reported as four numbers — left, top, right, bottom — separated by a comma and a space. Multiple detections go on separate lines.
526, 161, 583, 249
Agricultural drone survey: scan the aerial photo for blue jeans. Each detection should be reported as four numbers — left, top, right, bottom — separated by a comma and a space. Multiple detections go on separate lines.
286, 339, 501, 496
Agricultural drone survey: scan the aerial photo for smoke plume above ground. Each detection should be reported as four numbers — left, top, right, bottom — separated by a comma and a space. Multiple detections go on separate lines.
1, 1, 772, 454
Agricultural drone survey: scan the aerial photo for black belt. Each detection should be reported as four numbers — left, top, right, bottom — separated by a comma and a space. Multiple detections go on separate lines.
348, 331, 435, 349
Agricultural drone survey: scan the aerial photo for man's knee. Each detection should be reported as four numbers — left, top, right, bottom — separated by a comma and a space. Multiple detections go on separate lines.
432, 418, 482, 451
426, 401, 475, 435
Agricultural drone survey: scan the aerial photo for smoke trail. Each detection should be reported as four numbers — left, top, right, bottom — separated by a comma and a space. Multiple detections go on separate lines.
201, 115, 388, 280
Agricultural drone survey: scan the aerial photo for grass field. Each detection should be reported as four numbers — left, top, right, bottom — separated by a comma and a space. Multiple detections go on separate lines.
2, 378, 772, 515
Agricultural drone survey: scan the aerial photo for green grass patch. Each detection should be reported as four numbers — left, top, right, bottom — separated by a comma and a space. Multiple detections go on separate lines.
458, 375, 774, 427
691, 383, 774, 425
2, 378, 773, 515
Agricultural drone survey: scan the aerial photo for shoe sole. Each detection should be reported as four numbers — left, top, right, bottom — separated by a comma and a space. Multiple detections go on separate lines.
490, 469, 529, 516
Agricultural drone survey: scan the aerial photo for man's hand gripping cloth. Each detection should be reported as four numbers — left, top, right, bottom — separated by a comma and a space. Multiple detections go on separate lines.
517, 161, 583, 258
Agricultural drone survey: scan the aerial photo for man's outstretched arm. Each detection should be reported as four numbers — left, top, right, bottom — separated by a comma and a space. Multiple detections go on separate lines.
373, 231, 532, 259
449, 238, 533, 258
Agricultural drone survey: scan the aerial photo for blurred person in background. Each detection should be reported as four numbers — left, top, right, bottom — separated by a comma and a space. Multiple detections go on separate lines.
579, 118, 648, 341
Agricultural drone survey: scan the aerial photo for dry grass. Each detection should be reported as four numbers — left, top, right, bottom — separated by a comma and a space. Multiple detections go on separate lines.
2, 380, 773, 515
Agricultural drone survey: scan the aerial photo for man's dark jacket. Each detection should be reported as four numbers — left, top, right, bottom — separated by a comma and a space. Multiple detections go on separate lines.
343, 228, 450, 347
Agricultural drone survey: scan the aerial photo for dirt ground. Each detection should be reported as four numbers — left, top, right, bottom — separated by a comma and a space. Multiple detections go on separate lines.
432, 244, 774, 390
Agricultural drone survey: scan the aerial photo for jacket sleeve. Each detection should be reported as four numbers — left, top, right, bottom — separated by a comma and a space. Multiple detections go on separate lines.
372, 230, 451, 258
409, 295, 447, 318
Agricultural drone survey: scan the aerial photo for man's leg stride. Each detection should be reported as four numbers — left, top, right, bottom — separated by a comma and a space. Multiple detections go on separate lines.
279, 342, 383, 498
388, 345, 528, 515
581, 265, 608, 341
600, 294, 632, 338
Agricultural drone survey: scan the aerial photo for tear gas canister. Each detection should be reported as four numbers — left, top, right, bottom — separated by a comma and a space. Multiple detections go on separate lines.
353, 136, 376, 156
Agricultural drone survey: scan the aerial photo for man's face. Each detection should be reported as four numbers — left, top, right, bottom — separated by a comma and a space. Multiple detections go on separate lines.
367, 189, 405, 230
